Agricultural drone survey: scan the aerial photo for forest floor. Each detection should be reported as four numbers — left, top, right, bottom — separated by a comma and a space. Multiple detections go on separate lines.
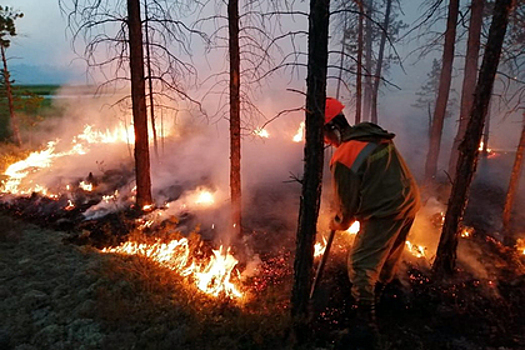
1, 153, 525, 350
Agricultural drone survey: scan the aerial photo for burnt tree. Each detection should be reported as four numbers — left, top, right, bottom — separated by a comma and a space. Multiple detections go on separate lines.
291, 0, 330, 343
127, 0, 153, 208
424, 0, 460, 184
502, 114, 525, 236
228, 0, 242, 237
448, 0, 484, 177
433, 0, 513, 277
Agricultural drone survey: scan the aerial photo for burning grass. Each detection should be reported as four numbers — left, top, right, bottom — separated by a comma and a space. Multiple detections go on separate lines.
93, 235, 291, 350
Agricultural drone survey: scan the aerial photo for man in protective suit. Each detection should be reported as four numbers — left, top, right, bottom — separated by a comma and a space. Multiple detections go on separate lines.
324, 97, 420, 349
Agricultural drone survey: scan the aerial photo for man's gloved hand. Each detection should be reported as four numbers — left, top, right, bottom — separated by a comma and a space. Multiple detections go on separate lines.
329, 215, 350, 231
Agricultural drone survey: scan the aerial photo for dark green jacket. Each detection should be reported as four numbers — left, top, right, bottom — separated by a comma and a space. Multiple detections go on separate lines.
330, 122, 420, 227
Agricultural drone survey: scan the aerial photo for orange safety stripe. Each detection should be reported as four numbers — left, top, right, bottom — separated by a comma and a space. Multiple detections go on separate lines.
330, 140, 369, 169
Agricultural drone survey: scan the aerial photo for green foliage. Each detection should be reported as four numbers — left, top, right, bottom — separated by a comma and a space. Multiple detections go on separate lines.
0, 80, 45, 141
412, 58, 458, 120
0, 6, 23, 48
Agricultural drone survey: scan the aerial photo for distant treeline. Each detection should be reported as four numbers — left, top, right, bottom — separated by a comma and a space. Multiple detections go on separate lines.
14, 84, 96, 97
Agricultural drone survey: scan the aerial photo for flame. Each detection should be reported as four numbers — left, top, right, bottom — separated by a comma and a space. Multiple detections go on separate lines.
254, 128, 269, 138
1, 123, 174, 198
65, 199, 75, 211
314, 238, 327, 258
102, 238, 243, 299
405, 240, 427, 259
293, 122, 305, 142
478, 141, 492, 153
190, 188, 215, 207
461, 226, 474, 238
79, 181, 93, 192
346, 221, 360, 235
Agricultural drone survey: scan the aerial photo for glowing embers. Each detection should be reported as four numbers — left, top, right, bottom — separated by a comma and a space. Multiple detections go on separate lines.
102, 238, 243, 299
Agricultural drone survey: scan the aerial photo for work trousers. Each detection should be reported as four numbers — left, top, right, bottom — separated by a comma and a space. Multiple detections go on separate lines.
348, 215, 415, 304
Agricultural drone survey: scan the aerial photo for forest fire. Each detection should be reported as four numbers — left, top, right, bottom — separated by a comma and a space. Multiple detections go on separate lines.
101, 238, 243, 299
0, 124, 146, 198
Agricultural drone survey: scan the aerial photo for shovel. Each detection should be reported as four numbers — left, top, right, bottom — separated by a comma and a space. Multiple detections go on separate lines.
309, 229, 336, 300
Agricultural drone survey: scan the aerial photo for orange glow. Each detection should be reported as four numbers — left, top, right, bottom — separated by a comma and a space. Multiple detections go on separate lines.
517, 239, 525, 255
102, 238, 243, 299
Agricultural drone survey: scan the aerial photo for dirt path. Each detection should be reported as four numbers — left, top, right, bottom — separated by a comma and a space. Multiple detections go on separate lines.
0, 215, 105, 350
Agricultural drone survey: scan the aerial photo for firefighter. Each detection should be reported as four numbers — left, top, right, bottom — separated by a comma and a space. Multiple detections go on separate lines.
324, 97, 420, 349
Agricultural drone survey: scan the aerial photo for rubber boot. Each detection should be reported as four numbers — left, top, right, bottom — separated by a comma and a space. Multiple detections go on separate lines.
335, 302, 380, 350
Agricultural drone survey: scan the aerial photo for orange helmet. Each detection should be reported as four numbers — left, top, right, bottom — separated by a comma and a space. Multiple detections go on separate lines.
325, 97, 345, 124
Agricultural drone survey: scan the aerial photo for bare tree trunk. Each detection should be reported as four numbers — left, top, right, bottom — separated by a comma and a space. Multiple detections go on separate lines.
1, 46, 21, 147
432, 0, 512, 278
144, 2, 159, 160
335, 16, 347, 100
448, 0, 483, 176
502, 114, 525, 235
228, 0, 242, 238
127, 0, 153, 209
424, 0, 460, 184
362, 0, 373, 122
370, 0, 392, 124
291, 0, 329, 344
482, 103, 491, 155
356, 0, 364, 124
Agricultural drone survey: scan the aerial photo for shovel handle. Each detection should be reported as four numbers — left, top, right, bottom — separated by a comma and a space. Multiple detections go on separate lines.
309, 229, 336, 300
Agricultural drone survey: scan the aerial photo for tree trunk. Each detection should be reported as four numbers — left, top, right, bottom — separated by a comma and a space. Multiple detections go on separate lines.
127, 0, 153, 209
335, 16, 347, 100
432, 0, 512, 278
502, 115, 525, 235
362, 0, 373, 122
424, 0, 460, 184
228, 0, 242, 238
370, 0, 392, 124
448, 0, 483, 177
1, 46, 21, 147
144, 2, 159, 160
355, 0, 364, 124
482, 103, 491, 155
291, 0, 329, 344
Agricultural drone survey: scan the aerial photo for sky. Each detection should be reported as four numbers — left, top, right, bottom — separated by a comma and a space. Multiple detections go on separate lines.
7, 0, 88, 84
5, 0, 524, 154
